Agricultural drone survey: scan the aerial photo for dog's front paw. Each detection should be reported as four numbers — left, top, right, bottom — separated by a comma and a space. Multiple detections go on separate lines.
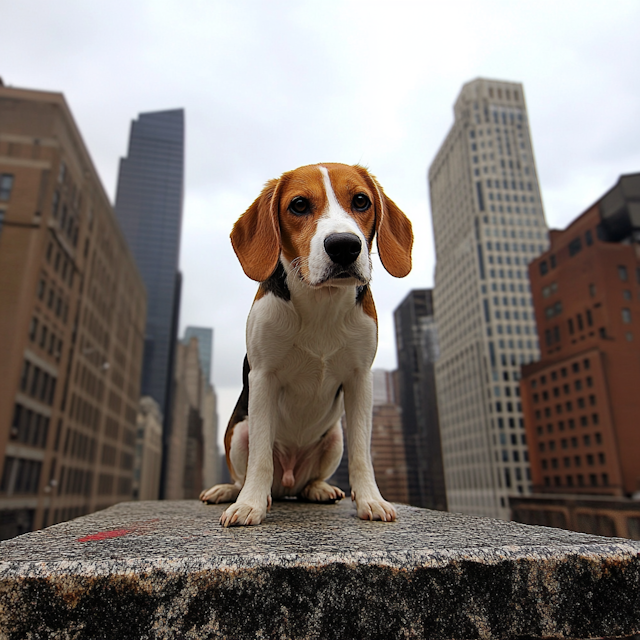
300, 480, 345, 503
352, 492, 397, 522
220, 499, 269, 527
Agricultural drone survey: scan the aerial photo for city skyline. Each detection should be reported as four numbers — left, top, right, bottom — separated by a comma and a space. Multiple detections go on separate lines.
2, 2, 639, 435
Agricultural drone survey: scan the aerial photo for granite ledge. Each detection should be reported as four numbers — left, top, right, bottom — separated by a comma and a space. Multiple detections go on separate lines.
1, 499, 639, 640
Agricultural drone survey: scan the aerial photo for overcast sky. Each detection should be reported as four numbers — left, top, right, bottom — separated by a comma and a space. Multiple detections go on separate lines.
3, 0, 640, 436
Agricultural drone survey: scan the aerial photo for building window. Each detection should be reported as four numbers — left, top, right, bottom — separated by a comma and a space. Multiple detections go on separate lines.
585, 230, 593, 246
622, 308, 632, 324
0, 174, 14, 201
568, 237, 582, 256
589, 283, 596, 297
539, 260, 548, 276
618, 265, 628, 282
586, 309, 593, 327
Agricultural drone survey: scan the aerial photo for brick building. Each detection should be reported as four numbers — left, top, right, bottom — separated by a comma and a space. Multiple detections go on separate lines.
519, 173, 640, 502
370, 370, 409, 504
0, 84, 146, 539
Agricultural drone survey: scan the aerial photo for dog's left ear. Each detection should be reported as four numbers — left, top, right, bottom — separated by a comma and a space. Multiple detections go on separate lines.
231, 178, 281, 282
355, 166, 413, 278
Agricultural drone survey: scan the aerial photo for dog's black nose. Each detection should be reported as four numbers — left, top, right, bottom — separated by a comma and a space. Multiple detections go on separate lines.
324, 233, 362, 267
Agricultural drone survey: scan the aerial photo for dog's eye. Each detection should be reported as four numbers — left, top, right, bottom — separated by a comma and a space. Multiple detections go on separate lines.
352, 193, 371, 212
289, 196, 310, 215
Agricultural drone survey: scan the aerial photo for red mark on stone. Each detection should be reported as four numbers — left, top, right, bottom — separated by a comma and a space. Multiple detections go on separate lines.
77, 528, 133, 542
76, 519, 160, 542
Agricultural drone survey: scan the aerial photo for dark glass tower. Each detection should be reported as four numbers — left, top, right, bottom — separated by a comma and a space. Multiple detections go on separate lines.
114, 109, 184, 498
394, 289, 447, 510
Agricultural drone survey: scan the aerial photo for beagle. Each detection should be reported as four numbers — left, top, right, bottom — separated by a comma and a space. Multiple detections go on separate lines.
200, 163, 413, 526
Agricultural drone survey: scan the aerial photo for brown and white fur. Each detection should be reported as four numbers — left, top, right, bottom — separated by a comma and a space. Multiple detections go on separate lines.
200, 163, 413, 526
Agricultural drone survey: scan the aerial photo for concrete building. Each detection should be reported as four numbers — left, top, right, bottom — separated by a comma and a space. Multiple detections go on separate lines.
0, 84, 146, 539
428, 78, 549, 518
182, 326, 218, 489
133, 397, 163, 501
165, 334, 219, 499
114, 109, 184, 498
519, 173, 640, 502
393, 290, 447, 510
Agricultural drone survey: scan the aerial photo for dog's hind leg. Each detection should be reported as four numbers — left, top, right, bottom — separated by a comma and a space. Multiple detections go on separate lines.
200, 419, 248, 504
300, 421, 346, 503
200, 483, 241, 504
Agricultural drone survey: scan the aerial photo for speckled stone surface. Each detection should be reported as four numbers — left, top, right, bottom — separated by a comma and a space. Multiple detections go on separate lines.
1, 500, 639, 639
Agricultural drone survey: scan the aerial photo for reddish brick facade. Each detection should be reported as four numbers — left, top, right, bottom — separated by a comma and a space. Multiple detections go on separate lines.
371, 402, 409, 504
521, 174, 640, 498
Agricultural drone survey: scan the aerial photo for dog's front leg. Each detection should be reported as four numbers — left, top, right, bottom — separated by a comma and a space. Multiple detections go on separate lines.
344, 370, 397, 522
220, 370, 277, 527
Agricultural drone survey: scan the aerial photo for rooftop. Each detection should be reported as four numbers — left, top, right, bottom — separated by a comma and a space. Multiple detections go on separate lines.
1, 500, 639, 638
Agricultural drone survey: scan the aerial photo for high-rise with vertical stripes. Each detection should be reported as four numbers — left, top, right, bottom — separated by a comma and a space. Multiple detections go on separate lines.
428, 78, 548, 519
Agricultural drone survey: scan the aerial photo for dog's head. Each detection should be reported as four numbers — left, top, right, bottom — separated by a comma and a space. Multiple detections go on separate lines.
231, 163, 413, 286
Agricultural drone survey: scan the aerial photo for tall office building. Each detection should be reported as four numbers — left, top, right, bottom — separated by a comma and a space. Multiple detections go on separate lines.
394, 290, 447, 510
114, 109, 184, 497
0, 84, 146, 539
428, 79, 548, 519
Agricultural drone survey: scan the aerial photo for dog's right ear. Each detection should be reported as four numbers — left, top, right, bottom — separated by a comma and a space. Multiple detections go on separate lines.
231, 178, 281, 282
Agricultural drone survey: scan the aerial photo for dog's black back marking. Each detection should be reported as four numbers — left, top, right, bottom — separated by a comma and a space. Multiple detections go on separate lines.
259, 261, 290, 301
228, 355, 250, 430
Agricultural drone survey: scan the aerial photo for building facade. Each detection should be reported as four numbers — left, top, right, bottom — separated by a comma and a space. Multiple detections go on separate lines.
114, 109, 184, 497
369, 370, 409, 504
429, 78, 548, 518
520, 174, 640, 499
133, 397, 163, 501
0, 85, 146, 539
393, 290, 447, 510
165, 334, 219, 499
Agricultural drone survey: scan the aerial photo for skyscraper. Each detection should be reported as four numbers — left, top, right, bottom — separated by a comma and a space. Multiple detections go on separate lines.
428, 79, 549, 519
114, 109, 184, 497
394, 290, 447, 510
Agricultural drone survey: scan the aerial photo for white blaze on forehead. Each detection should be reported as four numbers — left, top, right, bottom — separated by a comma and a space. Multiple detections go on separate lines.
319, 166, 343, 217
302, 165, 371, 286
317, 166, 359, 232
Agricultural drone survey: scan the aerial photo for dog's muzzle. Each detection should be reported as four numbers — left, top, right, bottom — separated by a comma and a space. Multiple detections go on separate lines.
324, 233, 362, 267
